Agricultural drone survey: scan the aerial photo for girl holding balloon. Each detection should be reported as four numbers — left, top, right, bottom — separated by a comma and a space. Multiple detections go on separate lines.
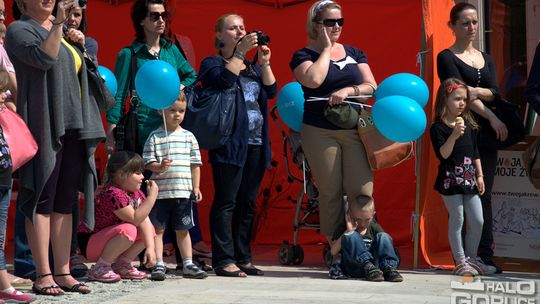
430, 78, 486, 276
437, 2, 503, 274
290, 0, 376, 243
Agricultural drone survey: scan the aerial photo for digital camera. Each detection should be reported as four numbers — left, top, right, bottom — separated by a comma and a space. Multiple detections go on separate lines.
75, 0, 87, 9
247, 30, 270, 46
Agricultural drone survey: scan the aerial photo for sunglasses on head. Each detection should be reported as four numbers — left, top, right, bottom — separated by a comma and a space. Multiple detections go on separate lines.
319, 18, 344, 27
147, 11, 169, 21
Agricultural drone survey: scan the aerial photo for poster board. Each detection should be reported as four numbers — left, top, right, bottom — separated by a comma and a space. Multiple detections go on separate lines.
492, 138, 540, 261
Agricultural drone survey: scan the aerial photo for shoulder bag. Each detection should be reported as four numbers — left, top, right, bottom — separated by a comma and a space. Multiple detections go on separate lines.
476, 97, 525, 150
357, 106, 414, 171
0, 106, 38, 171
85, 56, 115, 112
113, 47, 143, 154
181, 69, 237, 150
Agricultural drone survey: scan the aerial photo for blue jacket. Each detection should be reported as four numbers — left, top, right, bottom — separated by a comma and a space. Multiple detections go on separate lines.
198, 56, 277, 168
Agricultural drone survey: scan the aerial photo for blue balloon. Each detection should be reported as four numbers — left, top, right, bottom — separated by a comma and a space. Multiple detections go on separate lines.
375, 73, 430, 107
97, 66, 117, 96
135, 60, 180, 110
372, 95, 427, 142
276, 82, 305, 132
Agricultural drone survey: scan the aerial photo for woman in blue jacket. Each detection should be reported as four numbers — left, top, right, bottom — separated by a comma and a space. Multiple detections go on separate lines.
199, 14, 276, 277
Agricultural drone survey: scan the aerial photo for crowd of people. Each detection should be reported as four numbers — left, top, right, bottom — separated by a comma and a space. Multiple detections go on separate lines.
0, 0, 537, 302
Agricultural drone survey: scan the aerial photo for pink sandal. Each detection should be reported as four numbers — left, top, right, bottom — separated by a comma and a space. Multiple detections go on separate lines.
87, 263, 121, 283
112, 261, 147, 280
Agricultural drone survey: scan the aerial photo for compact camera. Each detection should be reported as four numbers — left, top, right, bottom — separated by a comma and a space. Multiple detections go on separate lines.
247, 30, 270, 46
74, 0, 87, 9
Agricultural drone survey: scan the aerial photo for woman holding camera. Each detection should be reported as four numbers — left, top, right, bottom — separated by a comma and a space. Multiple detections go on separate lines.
200, 14, 276, 277
7, 0, 104, 295
290, 0, 376, 245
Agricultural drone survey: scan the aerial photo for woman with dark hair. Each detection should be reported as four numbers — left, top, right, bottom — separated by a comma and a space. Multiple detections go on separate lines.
6, 0, 104, 296
437, 2, 505, 274
105, 0, 196, 154
202, 13, 276, 277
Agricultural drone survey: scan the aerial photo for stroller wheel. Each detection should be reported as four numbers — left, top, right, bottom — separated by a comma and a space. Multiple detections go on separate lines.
322, 244, 332, 268
278, 241, 294, 265
292, 245, 304, 265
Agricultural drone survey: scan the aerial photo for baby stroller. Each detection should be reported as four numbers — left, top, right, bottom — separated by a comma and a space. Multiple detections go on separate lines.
270, 106, 333, 266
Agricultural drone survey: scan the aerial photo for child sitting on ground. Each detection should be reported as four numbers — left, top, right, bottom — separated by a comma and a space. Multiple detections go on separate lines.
143, 91, 207, 280
80, 151, 157, 282
329, 197, 403, 282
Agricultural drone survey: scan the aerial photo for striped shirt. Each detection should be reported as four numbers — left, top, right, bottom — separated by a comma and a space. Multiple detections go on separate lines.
143, 126, 202, 199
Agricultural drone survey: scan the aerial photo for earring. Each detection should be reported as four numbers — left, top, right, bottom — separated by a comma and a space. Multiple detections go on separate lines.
218, 41, 225, 48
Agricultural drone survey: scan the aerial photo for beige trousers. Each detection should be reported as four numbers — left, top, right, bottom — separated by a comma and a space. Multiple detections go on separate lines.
300, 124, 373, 237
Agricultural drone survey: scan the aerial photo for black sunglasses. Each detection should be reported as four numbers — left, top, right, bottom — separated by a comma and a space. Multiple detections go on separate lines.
147, 11, 169, 21
319, 18, 344, 27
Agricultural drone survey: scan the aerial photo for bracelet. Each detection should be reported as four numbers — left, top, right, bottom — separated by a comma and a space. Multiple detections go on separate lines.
260, 61, 270, 68
233, 50, 245, 61
477, 174, 484, 178
350, 85, 360, 96
364, 82, 377, 94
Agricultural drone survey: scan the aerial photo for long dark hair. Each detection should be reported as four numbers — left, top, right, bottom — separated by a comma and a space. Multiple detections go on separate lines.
132, 0, 168, 42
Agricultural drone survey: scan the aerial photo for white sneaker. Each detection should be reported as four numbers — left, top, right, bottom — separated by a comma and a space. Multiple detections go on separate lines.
468, 257, 497, 275
454, 259, 479, 276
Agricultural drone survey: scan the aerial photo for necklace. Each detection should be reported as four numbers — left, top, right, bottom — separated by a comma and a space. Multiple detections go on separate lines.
146, 44, 160, 58
463, 50, 477, 68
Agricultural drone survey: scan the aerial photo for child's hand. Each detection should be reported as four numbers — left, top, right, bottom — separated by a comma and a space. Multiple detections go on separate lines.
146, 180, 159, 199
143, 249, 157, 269
193, 188, 203, 203
159, 158, 172, 173
452, 120, 466, 139
345, 213, 355, 232
477, 176, 485, 195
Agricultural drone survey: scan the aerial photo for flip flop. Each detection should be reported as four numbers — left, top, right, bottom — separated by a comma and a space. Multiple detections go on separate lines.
54, 273, 91, 294
214, 267, 247, 278
10, 277, 33, 287
31, 273, 64, 296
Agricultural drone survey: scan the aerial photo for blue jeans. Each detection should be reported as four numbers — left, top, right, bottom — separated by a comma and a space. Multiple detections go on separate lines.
340, 231, 399, 278
0, 185, 12, 270
14, 198, 35, 278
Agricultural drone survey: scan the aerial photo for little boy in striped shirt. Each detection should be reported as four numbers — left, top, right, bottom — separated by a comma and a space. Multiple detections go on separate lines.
143, 91, 207, 280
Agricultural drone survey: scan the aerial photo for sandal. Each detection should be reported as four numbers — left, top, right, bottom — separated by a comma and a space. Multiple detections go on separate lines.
214, 266, 247, 278
31, 273, 64, 296
237, 264, 264, 276
53, 273, 91, 294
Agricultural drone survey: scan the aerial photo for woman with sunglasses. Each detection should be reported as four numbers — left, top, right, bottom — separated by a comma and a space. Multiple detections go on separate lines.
290, 0, 376, 253
105, 0, 196, 155
199, 14, 276, 277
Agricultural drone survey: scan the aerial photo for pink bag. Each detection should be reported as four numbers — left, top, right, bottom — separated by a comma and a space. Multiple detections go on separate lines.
0, 106, 38, 171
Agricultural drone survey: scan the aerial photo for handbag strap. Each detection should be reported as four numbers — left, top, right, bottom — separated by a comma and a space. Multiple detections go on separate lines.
128, 46, 139, 110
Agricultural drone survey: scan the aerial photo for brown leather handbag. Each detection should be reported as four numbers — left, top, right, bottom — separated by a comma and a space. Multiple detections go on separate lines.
357, 107, 414, 171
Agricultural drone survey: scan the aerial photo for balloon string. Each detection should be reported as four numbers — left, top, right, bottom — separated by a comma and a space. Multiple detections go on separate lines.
162, 111, 170, 159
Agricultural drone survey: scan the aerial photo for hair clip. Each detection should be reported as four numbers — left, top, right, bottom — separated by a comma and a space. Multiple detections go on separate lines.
446, 83, 463, 94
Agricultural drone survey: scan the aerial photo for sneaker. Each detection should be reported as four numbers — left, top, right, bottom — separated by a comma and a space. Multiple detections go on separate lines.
328, 263, 349, 280
182, 264, 208, 279
70, 254, 89, 278
363, 262, 384, 282
112, 261, 147, 280
382, 267, 403, 282
468, 257, 497, 275
151, 265, 167, 281
0, 289, 35, 303
453, 259, 479, 276
481, 258, 503, 274
87, 263, 122, 283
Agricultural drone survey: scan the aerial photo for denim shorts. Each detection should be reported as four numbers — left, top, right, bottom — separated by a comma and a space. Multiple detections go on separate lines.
149, 198, 194, 231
